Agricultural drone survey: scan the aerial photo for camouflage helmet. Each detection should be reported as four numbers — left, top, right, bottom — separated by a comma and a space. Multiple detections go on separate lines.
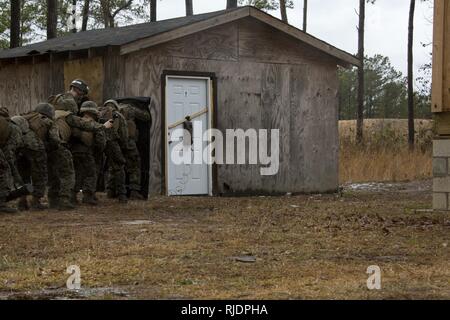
70, 79, 89, 95
54, 96, 78, 114
35, 103, 55, 119
11, 116, 30, 133
80, 101, 99, 117
103, 99, 120, 111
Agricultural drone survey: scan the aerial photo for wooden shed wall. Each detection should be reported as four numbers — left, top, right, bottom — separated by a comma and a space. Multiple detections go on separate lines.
117, 18, 339, 195
0, 59, 64, 114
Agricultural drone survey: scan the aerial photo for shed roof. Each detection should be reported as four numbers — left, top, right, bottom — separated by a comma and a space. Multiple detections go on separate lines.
0, 6, 359, 67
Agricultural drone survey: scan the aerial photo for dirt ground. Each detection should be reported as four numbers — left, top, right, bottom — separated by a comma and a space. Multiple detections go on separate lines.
0, 180, 449, 300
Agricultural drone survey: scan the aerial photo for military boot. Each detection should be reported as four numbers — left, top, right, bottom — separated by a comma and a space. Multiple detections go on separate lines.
129, 190, 144, 201
58, 197, 76, 211
18, 196, 30, 211
82, 192, 98, 206
71, 192, 80, 205
107, 190, 116, 199
118, 194, 128, 204
30, 196, 48, 211
48, 197, 59, 210
0, 201, 17, 214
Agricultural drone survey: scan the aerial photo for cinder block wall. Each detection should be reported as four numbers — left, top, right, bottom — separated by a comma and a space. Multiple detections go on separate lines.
433, 139, 450, 210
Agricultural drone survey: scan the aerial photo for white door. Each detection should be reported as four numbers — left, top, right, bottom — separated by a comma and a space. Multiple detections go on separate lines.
166, 76, 211, 196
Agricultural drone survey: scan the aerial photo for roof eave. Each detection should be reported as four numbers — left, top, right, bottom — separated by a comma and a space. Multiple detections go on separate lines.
248, 7, 360, 68
119, 6, 360, 68
119, 7, 251, 55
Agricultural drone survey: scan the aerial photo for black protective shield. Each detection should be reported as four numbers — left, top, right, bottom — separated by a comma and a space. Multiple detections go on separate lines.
115, 97, 152, 199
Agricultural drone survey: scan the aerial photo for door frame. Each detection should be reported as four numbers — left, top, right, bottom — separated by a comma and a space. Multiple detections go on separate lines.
161, 71, 218, 196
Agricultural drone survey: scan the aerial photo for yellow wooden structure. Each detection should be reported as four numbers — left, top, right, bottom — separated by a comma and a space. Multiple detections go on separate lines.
432, 0, 450, 210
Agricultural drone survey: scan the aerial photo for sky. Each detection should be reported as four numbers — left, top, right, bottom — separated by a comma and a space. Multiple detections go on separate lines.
149, 0, 434, 77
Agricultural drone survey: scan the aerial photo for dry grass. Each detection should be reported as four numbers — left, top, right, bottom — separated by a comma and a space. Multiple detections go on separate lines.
0, 182, 449, 300
339, 119, 434, 184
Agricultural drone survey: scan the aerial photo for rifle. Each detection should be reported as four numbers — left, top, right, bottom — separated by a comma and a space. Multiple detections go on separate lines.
6, 184, 33, 202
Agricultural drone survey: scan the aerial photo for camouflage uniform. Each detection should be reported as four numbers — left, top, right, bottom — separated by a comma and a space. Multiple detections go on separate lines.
0, 149, 14, 213
71, 102, 106, 205
0, 108, 23, 213
11, 115, 50, 210
100, 100, 128, 203
119, 103, 150, 200
47, 95, 105, 210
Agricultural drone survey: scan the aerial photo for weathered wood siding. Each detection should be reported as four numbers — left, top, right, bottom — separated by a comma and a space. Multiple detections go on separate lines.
64, 57, 104, 105
120, 18, 339, 195
0, 59, 64, 114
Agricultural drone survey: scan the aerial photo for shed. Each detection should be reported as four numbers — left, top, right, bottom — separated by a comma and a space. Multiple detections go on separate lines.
0, 6, 359, 196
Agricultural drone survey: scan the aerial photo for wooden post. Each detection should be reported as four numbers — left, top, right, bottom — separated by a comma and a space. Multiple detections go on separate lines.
432, 0, 450, 211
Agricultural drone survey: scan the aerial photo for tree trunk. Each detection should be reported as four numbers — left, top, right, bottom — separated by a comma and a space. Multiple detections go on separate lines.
280, 0, 288, 23
302, 0, 307, 32
71, 0, 77, 32
82, 0, 90, 31
10, 0, 20, 48
47, 0, 57, 39
356, 0, 365, 144
150, 0, 157, 22
185, 0, 193, 16
407, 0, 416, 148
100, 0, 111, 28
227, 0, 237, 9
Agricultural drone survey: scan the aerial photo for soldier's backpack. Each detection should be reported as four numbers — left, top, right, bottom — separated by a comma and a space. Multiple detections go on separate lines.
54, 110, 72, 143
71, 126, 94, 147
0, 116, 11, 147
22, 112, 49, 141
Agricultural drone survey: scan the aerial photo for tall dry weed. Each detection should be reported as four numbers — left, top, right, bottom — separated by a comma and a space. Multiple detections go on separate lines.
339, 119, 433, 183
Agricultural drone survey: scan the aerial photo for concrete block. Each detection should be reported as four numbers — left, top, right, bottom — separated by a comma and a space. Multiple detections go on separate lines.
433, 139, 450, 157
433, 193, 448, 211
433, 177, 450, 192
433, 158, 448, 176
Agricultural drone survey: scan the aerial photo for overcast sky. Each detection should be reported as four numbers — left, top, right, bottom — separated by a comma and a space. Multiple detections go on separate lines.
151, 0, 434, 77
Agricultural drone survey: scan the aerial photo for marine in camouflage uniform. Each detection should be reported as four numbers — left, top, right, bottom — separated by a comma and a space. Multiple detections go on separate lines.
71, 101, 106, 206
99, 100, 129, 204
13, 103, 59, 210
47, 95, 111, 210
48, 79, 90, 113
0, 107, 24, 213
12, 111, 49, 211
119, 103, 150, 200
0, 149, 15, 213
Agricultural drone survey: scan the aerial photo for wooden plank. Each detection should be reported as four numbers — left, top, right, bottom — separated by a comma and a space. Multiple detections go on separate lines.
288, 62, 339, 192
239, 18, 335, 66
103, 47, 125, 100
149, 23, 238, 62
120, 7, 250, 55
248, 7, 360, 67
444, 0, 450, 111
63, 57, 104, 105
434, 112, 450, 135
260, 63, 290, 192
120, 6, 357, 67
432, 0, 445, 112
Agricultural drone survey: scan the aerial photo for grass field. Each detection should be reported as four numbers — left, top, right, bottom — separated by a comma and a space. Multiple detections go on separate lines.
1, 118, 447, 300
0, 181, 449, 300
